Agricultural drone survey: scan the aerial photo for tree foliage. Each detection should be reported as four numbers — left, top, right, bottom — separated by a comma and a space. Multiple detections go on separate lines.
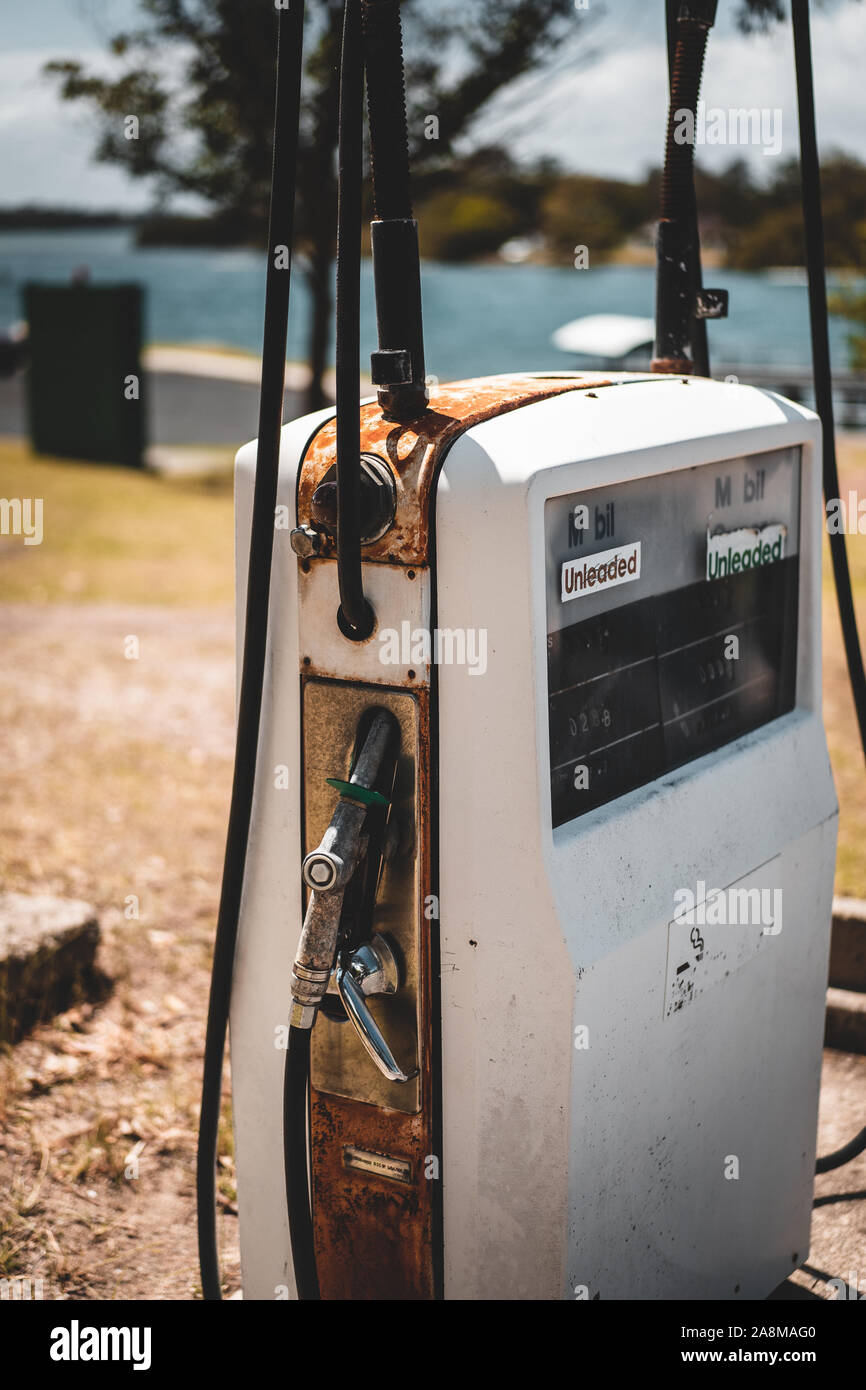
45, 1, 576, 234
45, 0, 577, 403
44, 0, 863, 385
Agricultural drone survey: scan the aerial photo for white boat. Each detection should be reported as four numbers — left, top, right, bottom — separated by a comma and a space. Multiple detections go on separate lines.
551, 312, 655, 361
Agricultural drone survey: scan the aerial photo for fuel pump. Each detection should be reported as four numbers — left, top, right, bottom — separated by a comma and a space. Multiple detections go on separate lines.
198, 0, 866, 1301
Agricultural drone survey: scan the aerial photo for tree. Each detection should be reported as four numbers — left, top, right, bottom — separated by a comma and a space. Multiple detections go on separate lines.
735, 0, 786, 28
724, 155, 866, 272
828, 290, 866, 369
542, 174, 648, 262
45, 0, 578, 410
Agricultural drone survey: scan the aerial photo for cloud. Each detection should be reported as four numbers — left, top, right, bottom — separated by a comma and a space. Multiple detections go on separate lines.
0, 1, 863, 208
0, 49, 157, 209
499, 0, 866, 178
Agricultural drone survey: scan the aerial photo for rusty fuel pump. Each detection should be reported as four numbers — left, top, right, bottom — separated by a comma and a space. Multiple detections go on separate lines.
197, 0, 866, 1302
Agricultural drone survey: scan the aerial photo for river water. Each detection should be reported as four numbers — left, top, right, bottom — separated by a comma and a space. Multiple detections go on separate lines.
0, 227, 861, 378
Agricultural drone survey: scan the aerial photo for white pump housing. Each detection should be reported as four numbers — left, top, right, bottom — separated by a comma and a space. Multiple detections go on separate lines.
231, 373, 836, 1300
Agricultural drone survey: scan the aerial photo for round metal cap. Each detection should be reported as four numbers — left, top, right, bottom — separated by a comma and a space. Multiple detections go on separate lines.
302, 852, 339, 892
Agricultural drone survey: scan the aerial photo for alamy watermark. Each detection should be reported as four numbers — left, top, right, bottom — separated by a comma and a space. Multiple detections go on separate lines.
674, 880, 782, 935
0, 1276, 44, 1300
379, 622, 488, 676
674, 102, 783, 157
826, 492, 866, 534
0, 497, 43, 545
50, 1320, 151, 1371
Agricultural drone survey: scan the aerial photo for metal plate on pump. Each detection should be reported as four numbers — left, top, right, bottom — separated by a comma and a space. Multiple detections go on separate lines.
303, 679, 423, 1113
545, 447, 801, 828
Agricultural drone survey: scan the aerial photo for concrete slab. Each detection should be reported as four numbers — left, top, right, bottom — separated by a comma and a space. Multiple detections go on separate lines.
826, 987, 866, 1056
0, 892, 106, 1043
830, 897, 866, 992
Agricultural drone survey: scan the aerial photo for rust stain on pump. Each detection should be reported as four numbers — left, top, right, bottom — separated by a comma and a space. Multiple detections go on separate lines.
297, 373, 612, 567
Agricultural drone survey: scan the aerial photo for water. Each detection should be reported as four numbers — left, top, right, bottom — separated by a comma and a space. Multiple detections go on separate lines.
0, 227, 860, 377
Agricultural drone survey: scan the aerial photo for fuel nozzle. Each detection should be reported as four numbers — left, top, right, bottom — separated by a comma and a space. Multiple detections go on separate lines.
290, 709, 397, 1029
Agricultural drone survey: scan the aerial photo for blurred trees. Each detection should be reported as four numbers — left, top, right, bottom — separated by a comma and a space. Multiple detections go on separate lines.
727, 156, 866, 270
412, 147, 555, 261
45, 0, 578, 409
828, 289, 866, 370
43, 0, 866, 381
414, 151, 866, 277
541, 176, 648, 262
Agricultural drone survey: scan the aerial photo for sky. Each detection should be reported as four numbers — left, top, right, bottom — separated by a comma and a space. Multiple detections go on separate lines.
1, 0, 864, 210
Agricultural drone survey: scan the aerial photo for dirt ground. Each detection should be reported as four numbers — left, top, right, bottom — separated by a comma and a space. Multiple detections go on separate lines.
0, 604, 239, 1298
0, 599, 864, 1302
784, 1049, 866, 1299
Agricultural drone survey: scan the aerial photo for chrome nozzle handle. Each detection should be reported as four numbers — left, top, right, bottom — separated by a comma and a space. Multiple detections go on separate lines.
336, 935, 418, 1084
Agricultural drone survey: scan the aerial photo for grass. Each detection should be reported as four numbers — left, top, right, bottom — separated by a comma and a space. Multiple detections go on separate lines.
0, 437, 234, 606
822, 434, 866, 595
821, 434, 866, 895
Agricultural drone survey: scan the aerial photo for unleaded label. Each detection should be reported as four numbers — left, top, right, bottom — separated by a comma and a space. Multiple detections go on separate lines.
561, 541, 641, 603
706, 523, 786, 581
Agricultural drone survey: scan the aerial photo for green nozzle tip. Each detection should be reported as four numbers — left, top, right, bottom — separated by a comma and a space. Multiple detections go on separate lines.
325, 777, 390, 808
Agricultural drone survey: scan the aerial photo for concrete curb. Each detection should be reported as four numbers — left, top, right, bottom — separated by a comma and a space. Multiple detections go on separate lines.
825, 987, 866, 1054
826, 898, 866, 1055
0, 892, 109, 1043
830, 896, 866, 992
142, 345, 371, 397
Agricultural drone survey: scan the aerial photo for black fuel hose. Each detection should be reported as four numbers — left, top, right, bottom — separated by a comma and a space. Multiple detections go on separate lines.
664, 0, 709, 377
284, 1026, 320, 1298
815, 1125, 866, 1176
362, 0, 428, 422
792, 0, 866, 1178
196, 1, 305, 1301
653, 1, 717, 373
793, 0, 866, 762
363, 0, 412, 223
335, 0, 375, 640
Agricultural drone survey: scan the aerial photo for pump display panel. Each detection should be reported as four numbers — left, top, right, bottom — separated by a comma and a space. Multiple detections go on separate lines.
545, 447, 801, 829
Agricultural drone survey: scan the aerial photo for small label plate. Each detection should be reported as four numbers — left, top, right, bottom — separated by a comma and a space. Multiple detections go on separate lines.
342, 1146, 413, 1184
